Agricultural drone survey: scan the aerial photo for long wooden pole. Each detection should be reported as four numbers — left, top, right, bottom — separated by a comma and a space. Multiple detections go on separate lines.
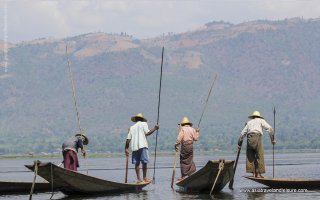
66, 45, 82, 134
197, 74, 217, 128
152, 47, 164, 184
273, 106, 276, 178
210, 159, 224, 196
125, 155, 129, 183
66, 45, 88, 174
228, 140, 243, 190
170, 151, 179, 189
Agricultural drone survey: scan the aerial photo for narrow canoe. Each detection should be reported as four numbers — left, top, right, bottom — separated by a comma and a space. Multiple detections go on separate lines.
244, 176, 320, 189
0, 180, 53, 194
25, 161, 150, 195
176, 160, 235, 193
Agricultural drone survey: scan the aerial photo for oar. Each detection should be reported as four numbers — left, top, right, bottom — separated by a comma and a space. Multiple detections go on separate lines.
228, 140, 243, 190
152, 47, 164, 184
125, 154, 129, 183
273, 106, 276, 178
170, 151, 179, 189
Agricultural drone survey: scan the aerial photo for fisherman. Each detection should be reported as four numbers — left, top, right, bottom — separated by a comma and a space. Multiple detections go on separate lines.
62, 133, 88, 171
175, 117, 200, 181
238, 111, 276, 178
125, 113, 159, 183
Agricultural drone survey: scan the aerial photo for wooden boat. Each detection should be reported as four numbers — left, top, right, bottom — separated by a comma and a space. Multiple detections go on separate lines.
25, 161, 150, 195
0, 180, 53, 194
245, 176, 320, 189
176, 159, 235, 193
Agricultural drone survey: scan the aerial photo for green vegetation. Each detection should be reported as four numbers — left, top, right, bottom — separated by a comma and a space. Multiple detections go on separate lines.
1, 18, 320, 154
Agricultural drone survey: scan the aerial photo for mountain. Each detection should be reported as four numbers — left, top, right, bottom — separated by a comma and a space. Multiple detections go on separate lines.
1, 17, 320, 154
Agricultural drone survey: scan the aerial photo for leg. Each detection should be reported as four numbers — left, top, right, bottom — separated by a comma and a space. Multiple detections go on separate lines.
140, 148, 151, 182
63, 151, 71, 170
246, 147, 256, 175
70, 156, 76, 171
142, 163, 151, 182
132, 150, 142, 182
135, 163, 141, 181
142, 163, 147, 179
256, 136, 265, 177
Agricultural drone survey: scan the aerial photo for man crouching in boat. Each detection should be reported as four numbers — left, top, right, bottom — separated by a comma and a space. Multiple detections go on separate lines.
238, 111, 276, 178
62, 133, 89, 171
125, 113, 159, 183
175, 117, 200, 181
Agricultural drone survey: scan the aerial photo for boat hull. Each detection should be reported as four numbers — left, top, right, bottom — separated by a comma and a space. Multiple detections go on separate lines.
0, 180, 53, 194
25, 161, 150, 195
176, 160, 235, 193
245, 176, 320, 189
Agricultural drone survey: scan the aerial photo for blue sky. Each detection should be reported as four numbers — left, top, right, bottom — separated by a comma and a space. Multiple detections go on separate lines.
1, 0, 320, 43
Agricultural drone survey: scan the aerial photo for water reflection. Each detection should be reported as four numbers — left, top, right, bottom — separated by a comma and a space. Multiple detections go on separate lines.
55, 190, 149, 200
245, 190, 266, 200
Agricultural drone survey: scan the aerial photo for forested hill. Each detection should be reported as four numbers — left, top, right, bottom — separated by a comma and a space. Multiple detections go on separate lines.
1, 17, 320, 154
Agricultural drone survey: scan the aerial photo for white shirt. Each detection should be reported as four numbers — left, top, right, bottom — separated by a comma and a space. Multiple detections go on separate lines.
127, 121, 150, 151
240, 118, 274, 137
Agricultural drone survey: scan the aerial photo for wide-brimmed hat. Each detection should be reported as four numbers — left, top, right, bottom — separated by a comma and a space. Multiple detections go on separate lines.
75, 133, 89, 145
248, 111, 264, 119
131, 113, 147, 122
178, 117, 193, 126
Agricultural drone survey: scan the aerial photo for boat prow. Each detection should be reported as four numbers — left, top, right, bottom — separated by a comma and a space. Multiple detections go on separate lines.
25, 161, 150, 196
176, 159, 235, 193
244, 176, 320, 190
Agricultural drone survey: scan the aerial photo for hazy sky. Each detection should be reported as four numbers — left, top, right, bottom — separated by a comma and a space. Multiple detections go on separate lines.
1, 0, 320, 43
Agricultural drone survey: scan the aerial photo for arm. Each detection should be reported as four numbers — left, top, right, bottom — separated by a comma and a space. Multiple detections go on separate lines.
125, 128, 131, 156
145, 124, 159, 136
175, 128, 184, 152
125, 139, 131, 156
238, 123, 248, 149
262, 120, 276, 144
193, 128, 200, 141
77, 139, 86, 157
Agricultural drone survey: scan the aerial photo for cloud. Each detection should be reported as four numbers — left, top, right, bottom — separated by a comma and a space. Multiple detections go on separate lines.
2, 0, 320, 43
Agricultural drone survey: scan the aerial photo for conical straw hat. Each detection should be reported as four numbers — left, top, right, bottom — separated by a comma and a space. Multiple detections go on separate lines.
178, 117, 193, 126
248, 111, 264, 119
131, 113, 147, 122
75, 133, 89, 145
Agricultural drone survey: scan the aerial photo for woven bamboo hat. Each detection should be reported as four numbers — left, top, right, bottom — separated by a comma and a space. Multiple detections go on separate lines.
248, 111, 264, 119
75, 133, 89, 145
131, 113, 147, 122
178, 117, 193, 126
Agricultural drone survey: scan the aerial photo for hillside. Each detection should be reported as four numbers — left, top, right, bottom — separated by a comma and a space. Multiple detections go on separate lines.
1, 18, 320, 154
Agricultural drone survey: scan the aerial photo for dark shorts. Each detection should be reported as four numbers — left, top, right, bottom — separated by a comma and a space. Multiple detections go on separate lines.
132, 148, 149, 164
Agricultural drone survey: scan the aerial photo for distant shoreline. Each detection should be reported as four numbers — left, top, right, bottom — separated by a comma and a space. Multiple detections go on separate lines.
1, 149, 320, 159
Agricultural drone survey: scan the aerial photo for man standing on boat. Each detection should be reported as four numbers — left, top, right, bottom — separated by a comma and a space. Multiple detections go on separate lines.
125, 113, 159, 183
175, 117, 200, 181
238, 111, 276, 178
62, 133, 89, 171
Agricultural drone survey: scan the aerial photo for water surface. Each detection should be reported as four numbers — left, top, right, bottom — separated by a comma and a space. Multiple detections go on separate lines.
1, 152, 320, 199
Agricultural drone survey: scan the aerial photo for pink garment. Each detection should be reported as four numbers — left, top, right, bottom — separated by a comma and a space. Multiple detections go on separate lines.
63, 150, 79, 171
175, 125, 199, 145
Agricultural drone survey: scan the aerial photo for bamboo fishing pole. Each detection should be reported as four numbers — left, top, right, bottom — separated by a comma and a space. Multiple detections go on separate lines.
66, 45, 88, 174
197, 74, 218, 128
152, 47, 164, 184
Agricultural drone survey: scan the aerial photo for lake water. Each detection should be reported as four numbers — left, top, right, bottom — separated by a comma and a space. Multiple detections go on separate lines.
1, 152, 320, 200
